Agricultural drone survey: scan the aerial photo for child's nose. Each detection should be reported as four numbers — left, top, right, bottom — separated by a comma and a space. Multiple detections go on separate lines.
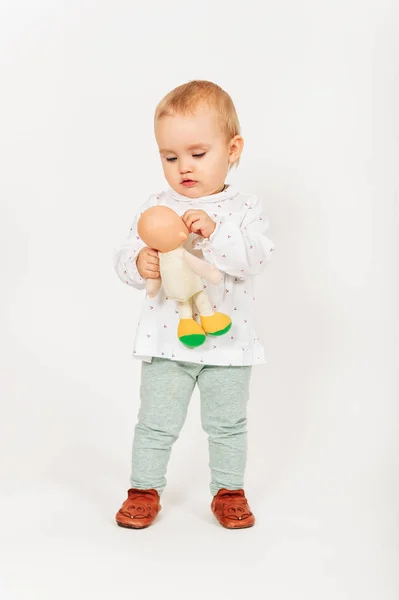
179, 160, 193, 174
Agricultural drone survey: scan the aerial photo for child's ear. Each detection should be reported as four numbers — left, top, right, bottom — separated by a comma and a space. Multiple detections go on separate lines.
228, 135, 244, 164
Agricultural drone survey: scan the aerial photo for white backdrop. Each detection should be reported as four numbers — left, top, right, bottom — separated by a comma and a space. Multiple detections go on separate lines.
1, 1, 398, 599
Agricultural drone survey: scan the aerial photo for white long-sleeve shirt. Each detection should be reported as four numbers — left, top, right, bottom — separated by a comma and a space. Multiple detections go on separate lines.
113, 184, 275, 366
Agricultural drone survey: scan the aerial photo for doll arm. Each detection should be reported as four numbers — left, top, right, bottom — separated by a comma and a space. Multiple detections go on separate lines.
183, 250, 222, 285
146, 277, 162, 298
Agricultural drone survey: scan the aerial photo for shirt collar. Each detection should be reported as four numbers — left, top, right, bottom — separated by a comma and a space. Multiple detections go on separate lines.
166, 184, 239, 203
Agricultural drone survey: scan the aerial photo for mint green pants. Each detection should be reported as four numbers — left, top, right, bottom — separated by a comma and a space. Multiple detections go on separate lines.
130, 357, 252, 497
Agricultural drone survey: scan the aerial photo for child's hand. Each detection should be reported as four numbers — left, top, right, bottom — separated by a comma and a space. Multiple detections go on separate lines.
137, 247, 160, 279
182, 209, 216, 239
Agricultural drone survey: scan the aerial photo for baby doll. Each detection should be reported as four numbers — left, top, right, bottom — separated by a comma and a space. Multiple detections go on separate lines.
137, 205, 232, 348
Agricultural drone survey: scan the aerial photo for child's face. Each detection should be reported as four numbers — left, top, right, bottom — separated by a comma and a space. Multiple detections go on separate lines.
155, 105, 243, 198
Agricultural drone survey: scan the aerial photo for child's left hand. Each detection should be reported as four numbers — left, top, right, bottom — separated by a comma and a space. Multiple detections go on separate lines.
182, 209, 216, 239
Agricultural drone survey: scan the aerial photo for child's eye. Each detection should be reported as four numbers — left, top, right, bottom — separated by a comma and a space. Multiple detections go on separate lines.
193, 152, 206, 159
166, 157, 177, 162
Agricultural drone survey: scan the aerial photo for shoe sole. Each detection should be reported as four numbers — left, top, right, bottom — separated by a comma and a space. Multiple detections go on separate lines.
220, 522, 254, 529
116, 521, 151, 529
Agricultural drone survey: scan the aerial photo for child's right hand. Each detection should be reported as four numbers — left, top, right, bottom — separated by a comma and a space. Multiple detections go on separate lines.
137, 247, 160, 279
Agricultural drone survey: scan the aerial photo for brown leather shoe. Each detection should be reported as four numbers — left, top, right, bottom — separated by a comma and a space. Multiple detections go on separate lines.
211, 488, 255, 529
115, 488, 161, 529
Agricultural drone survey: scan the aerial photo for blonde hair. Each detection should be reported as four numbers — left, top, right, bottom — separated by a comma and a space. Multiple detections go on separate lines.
154, 80, 241, 168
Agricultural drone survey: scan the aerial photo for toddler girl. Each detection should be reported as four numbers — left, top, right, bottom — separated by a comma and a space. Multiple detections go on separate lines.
113, 80, 274, 529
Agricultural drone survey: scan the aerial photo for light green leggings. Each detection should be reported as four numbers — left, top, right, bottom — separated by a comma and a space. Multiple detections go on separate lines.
130, 357, 252, 497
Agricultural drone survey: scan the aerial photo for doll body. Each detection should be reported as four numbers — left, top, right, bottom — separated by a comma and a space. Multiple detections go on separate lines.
159, 246, 204, 302
138, 205, 232, 348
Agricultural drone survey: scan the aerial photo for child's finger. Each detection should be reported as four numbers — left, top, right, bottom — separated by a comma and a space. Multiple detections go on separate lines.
186, 215, 202, 230
182, 211, 202, 227
182, 209, 198, 220
143, 263, 159, 272
181, 213, 192, 227
145, 270, 160, 279
145, 248, 159, 258
190, 223, 203, 234
145, 256, 159, 266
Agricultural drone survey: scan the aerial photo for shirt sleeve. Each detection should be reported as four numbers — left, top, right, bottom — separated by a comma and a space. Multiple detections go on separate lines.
196, 195, 275, 279
113, 194, 159, 290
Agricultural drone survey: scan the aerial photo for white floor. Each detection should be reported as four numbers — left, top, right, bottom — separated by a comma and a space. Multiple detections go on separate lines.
1, 478, 397, 600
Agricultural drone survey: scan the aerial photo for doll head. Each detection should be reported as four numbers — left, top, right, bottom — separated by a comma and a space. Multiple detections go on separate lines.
137, 206, 189, 253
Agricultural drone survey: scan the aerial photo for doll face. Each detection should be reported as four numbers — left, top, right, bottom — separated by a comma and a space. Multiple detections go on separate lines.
138, 206, 189, 253
155, 104, 243, 199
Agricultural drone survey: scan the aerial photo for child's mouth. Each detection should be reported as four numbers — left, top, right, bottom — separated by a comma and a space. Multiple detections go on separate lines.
181, 179, 197, 188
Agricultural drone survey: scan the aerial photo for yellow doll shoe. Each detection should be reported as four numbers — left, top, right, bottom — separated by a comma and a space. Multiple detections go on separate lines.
178, 318, 206, 348
200, 312, 232, 337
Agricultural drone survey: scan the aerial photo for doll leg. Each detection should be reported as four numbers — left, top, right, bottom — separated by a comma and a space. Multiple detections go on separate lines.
193, 291, 232, 337
178, 298, 194, 318
177, 298, 206, 348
